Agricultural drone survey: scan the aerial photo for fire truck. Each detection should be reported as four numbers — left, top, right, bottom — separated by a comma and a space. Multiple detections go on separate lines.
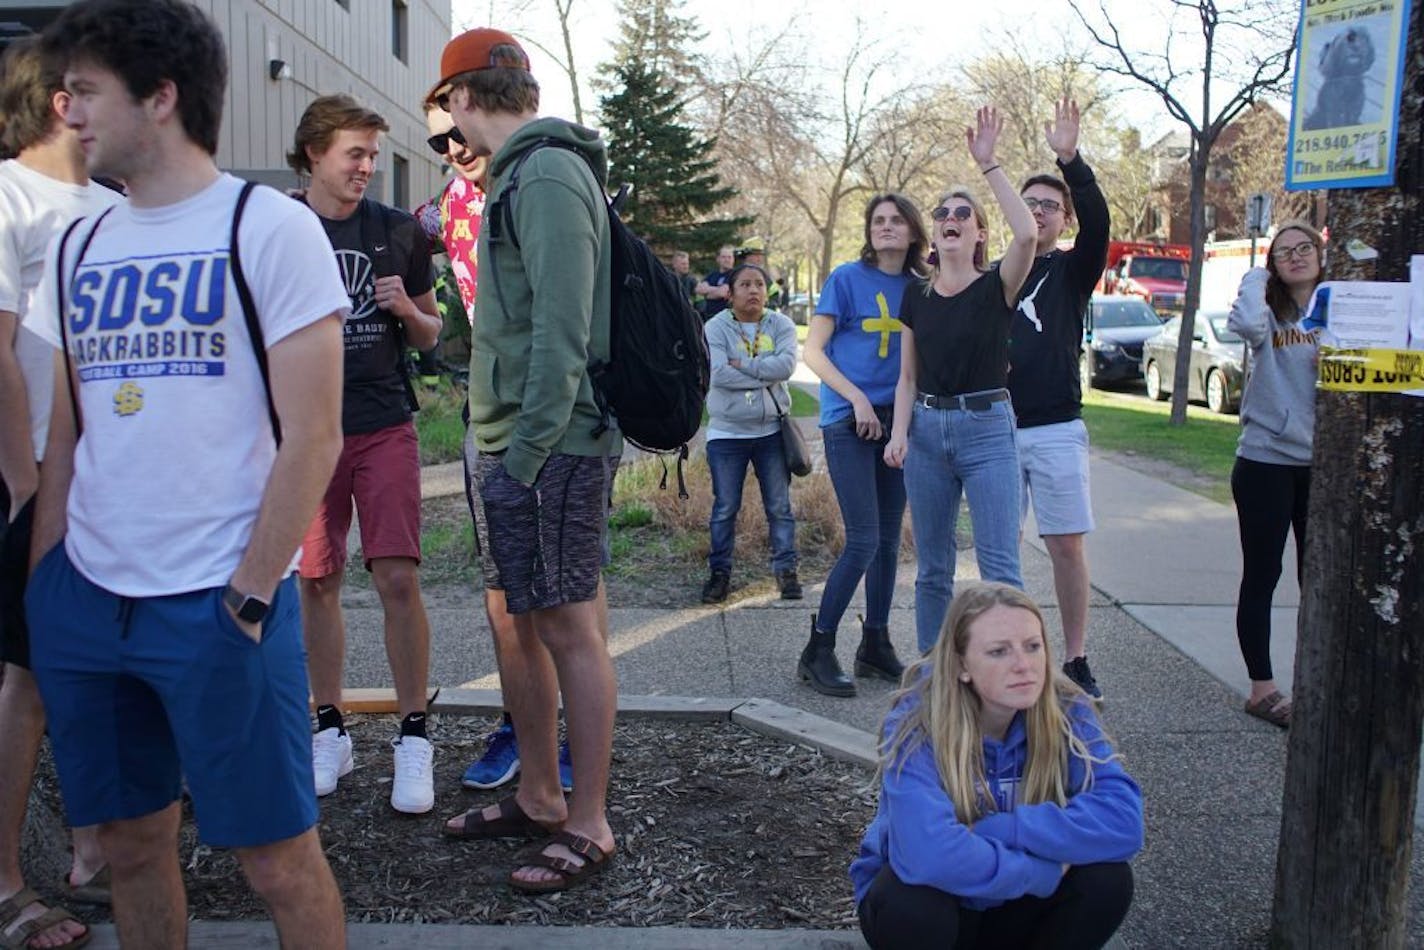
1100, 241, 1191, 316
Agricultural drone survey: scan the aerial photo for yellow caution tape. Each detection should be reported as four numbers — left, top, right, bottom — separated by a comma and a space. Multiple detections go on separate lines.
1318, 347, 1424, 392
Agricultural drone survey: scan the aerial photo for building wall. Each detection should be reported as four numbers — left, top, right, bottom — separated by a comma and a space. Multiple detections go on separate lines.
3, 0, 453, 211
200, 0, 451, 208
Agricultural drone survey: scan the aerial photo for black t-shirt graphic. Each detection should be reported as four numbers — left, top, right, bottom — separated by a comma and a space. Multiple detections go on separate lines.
318, 201, 434, 435
900, 269, 1014, 398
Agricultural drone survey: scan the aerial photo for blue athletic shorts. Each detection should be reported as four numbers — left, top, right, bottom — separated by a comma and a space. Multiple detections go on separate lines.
25, 545, 319, 848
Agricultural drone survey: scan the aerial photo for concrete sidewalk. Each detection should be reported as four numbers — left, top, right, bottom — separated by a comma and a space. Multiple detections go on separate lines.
332, 445, 1424, 947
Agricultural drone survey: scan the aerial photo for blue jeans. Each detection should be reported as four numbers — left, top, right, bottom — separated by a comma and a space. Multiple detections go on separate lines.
706, 434, 798, 574
816, 419, 906, 634
904, 399, 1024, 652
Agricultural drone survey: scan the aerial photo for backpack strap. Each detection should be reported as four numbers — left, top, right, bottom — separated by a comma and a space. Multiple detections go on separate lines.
55, 207, 118, 439
229, 180, 282, 445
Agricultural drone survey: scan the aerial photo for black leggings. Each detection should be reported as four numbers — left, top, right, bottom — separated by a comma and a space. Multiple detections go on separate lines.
1231, 457, 1310, 682
858, 863, 1134, 950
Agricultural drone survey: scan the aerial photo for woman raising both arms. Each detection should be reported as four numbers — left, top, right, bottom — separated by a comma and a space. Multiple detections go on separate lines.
885, 106, 1039, 653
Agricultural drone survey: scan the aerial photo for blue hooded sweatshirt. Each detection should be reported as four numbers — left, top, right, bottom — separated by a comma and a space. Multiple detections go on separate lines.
849, 693, 1144, 911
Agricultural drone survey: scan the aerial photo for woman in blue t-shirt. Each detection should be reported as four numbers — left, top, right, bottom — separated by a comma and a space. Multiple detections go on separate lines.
885, 106, 1038, 653
798, 193, 930, 697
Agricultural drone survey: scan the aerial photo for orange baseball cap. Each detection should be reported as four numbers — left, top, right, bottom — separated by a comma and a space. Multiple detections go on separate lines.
426, 28, 530, 106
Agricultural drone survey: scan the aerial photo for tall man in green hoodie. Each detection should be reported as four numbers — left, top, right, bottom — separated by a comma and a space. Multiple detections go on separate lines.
430, 28, 620, 893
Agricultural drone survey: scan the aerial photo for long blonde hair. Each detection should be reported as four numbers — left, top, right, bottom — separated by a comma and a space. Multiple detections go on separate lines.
879, 583, 1115, 824
927, 187, 990, 279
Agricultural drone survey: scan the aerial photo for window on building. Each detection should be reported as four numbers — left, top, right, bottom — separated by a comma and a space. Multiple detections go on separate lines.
392, 154, 409, 210
392, 0, 408, 62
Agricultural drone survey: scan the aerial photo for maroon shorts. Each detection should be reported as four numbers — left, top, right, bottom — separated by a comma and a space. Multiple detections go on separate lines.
299, 420, 421, 577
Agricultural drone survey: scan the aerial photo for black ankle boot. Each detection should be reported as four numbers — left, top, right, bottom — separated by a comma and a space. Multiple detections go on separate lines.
798, 614, 856, 698
855, 618, 905, 682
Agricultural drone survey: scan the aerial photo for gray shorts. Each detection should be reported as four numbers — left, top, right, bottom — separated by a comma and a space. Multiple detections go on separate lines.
473, 451, 617, 614
1018, 418, 1095, 536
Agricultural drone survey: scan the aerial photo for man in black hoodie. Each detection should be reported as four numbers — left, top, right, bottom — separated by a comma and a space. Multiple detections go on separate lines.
1007, 99, 1109, 699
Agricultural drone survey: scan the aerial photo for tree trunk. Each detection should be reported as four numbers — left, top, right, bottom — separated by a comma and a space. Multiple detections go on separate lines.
1271, 9, 1424, 945
1170, 150, 1210, 425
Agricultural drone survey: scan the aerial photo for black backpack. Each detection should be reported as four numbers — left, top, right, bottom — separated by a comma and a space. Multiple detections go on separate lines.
485, 138, 710, 469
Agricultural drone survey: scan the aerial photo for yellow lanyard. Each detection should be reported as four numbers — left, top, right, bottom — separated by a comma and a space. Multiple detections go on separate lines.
729, 311, 766, 356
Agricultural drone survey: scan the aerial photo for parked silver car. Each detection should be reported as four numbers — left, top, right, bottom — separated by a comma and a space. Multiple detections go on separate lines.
1140, 312, 1244, 414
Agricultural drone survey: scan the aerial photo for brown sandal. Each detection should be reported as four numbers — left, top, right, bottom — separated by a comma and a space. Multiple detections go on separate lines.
443, 794, 559, 840
0, 887, 91, 950
1245, 691, 1292, 729
509, 831, 615, 894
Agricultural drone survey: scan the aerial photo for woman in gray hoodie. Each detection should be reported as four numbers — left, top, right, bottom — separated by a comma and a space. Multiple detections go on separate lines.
700, 264, 802, 604
1227, 221, 1324, 729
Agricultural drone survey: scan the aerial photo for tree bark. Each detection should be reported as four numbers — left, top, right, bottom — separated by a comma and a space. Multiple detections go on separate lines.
1170, 150, 1211, 424
1271, 7, 1424, 945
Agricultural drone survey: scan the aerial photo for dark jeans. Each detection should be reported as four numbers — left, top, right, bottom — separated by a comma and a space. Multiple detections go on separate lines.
858, 863, 1134, 950
706, 434, 797, 574
1231, 457, 1310, 682
816, 417, 905, 633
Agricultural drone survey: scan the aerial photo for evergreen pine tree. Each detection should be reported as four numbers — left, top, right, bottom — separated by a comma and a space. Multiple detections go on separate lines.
603, 0, 706, 91
599, 59, 746, 263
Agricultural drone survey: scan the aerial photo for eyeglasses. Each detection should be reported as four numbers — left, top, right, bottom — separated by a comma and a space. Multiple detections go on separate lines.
1272, 241, 1317, 262
932, 205, 974, 222
426, 126, 467, 156
1023, 197, 1063, 214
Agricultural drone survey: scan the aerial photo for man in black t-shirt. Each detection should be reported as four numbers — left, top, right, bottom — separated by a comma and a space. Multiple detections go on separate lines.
1006, 99, 1110, 700
288, 96, 445, 813
695, 244, 735, 319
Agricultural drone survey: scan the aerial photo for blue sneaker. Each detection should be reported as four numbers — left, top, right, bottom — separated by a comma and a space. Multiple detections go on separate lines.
462, 721, 520, 789
558, 741, 574, 793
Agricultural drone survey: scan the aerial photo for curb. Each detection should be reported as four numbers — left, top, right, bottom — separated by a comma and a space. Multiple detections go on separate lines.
433, 689, 877, 769
85, 922, 868, 949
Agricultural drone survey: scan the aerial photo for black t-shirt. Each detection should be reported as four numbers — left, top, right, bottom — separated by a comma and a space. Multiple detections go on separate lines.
700, 269, 732, 319
900, 268, 1013, 397
318, 201, 434, 435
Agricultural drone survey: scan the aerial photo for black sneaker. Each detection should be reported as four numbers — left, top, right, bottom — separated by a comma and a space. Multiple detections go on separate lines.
1062, 656, 1102, 699
776, 570, 803, 600
701, 570, 730, 604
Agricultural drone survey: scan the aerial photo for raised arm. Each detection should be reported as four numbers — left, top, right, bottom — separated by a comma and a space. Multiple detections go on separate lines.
969, 106, 1036, 305
1046, 99, 1109, 293
1227, 267, 1272, 349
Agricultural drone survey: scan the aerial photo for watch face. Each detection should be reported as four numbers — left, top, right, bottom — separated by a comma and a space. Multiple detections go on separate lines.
235, 597, 268, 623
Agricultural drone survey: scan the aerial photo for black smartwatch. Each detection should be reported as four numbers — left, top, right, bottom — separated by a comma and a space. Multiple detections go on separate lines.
223, 584, 270, 623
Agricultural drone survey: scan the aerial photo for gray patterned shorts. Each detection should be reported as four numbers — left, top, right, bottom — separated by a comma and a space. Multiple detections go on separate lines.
473, 451, 617, 614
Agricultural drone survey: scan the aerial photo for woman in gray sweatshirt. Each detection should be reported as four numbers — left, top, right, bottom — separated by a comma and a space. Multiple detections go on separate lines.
1227, 221, 1324, 729
700, 264, 802, 605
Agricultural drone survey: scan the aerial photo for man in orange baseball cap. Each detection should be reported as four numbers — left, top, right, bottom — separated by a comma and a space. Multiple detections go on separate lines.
431, 27, 621, 898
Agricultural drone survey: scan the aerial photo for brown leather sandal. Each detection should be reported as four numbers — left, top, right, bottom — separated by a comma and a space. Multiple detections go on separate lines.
0, 887, 91, 950
509, 831, 615, 894
1245, 691, 1292, 729
443, 794, 559, 840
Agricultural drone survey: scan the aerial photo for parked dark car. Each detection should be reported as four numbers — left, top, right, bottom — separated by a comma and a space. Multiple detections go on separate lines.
1140, 311, 1245, 414
1081, 295, 1163, 390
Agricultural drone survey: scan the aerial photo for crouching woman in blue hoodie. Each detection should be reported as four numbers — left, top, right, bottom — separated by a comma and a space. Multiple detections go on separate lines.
850, 582, 1143, 949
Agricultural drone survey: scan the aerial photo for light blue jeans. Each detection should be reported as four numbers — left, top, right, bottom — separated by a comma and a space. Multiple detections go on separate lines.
904, 398, 1024, 652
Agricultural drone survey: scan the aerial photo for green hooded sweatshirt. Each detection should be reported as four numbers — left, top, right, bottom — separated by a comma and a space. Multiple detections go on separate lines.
468, 117, 621, 485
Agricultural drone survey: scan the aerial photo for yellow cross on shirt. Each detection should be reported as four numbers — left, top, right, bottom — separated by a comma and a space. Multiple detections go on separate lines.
859, 292, 903, 358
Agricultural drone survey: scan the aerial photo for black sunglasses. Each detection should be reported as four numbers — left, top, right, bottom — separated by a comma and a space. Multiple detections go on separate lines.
932, 205, 974, 222
426, 126, 466, 156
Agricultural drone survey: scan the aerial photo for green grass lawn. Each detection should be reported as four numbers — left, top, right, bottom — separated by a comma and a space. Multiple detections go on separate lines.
413, 378, 467, 465
1081, 388, 1240, 504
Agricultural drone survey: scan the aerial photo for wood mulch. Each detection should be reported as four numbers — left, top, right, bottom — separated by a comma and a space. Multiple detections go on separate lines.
33, 715, 874, 931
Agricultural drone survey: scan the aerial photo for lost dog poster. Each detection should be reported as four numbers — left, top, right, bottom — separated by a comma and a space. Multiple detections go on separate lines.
1286, 0, 1412, 190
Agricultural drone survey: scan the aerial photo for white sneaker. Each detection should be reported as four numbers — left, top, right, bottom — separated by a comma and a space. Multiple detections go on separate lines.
312, 728, 353, 797
390, 735, 435, 814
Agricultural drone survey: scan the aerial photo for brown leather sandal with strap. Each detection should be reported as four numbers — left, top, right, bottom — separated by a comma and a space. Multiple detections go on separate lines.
0, 887, 91, 950
443, 794, 561, 840
1244, 691, 1292, 729
509, 831, 615, 894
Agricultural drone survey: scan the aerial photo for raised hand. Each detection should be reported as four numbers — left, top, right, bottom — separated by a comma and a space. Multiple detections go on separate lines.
966, 106, 1003, 171
1043, 97, 1081, 163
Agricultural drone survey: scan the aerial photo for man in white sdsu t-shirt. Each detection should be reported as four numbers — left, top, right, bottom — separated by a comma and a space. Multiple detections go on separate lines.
24, 2, 350, 947
0, 34, 119, 950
